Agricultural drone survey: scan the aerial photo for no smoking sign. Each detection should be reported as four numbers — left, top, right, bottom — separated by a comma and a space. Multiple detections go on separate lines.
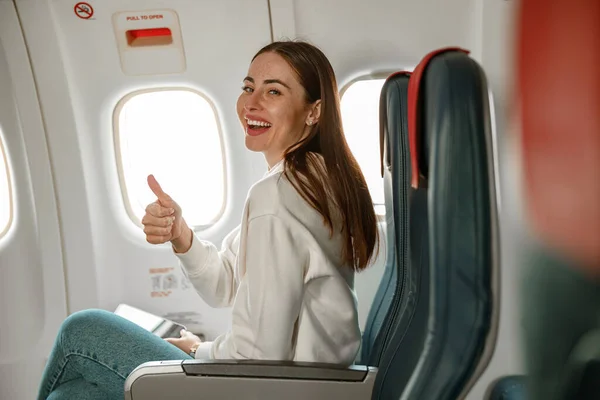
74, 2, 94, 19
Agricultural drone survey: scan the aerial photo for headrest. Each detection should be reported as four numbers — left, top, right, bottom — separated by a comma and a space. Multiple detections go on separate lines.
379, 71, 411, 177
517, 0, 600, 269
407, 47, 470, 188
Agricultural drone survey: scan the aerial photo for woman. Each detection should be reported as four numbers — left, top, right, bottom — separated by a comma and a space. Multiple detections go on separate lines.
37, 40, 378, 399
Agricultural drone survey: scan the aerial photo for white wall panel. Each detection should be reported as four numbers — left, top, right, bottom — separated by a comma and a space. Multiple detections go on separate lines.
290, 0, 480, 85
0, 1, 67, 399
16, 0, 272, 339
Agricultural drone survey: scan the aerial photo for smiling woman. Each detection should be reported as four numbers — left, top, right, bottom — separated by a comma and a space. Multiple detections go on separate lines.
37, 40, 378, 400
239, 42, 379, 271
237, 52, 320, 167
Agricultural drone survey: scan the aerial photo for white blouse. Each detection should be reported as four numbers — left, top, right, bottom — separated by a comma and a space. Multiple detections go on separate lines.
175, 159, 361, 366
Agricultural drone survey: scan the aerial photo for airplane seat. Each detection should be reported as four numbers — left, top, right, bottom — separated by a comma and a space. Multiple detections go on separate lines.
488, 0, 599, 399
390, 47, 499, 400
122, 48, 498, 400
360, 71, 412, 366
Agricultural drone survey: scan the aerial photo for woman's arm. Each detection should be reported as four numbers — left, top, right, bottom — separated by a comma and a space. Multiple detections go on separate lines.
196, 214, 306, 360
174, 225, 240, 308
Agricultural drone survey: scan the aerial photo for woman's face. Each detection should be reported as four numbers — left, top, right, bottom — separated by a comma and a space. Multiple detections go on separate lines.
236, 51, 319, 167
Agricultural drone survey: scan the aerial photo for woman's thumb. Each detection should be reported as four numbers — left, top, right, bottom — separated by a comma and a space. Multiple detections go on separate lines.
148, 175, 173, 206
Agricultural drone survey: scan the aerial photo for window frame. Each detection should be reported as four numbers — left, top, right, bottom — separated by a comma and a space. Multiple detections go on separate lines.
112, 87, 228, 231
0, 131, 13, 239
339, 72, 396, 219
339, 71, 395, 98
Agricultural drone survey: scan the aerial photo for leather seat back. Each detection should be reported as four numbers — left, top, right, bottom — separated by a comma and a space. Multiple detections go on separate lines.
370, 67, 430, 399
361, 72, 411, 366
373, 48, 500, 400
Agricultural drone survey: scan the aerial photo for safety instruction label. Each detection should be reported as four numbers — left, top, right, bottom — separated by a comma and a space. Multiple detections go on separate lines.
149, 267, 192, 298
114, 9, 178, 29
126, 14, 164, 21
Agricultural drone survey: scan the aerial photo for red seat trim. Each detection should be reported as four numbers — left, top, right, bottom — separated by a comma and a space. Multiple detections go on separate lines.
407, 47, 469, 188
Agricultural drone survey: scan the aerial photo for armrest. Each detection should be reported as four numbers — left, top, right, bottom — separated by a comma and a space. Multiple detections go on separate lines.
124, 360, 378, 400
180, 359, 370, 380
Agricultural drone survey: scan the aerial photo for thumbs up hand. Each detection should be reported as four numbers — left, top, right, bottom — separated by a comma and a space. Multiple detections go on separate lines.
142, 175, 190, 251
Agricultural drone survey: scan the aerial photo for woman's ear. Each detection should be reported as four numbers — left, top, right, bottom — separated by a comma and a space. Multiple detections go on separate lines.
306, 100, 322, 125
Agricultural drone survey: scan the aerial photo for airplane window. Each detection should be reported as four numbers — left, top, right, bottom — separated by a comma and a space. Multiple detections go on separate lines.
340, 78, 386, 215
0, 133, 12, 238
114, 89, 226, 229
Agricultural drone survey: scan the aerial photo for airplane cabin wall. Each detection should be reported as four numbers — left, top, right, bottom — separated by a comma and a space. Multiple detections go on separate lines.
14, 0, 274, 340
286, 0, 482, 80
0, 2, 67, 398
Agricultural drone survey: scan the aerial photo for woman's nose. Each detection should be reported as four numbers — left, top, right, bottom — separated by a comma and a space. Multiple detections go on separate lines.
243, 93, 260, 111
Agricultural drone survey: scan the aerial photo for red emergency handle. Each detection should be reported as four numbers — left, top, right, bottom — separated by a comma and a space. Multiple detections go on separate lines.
126, 28, 173, 46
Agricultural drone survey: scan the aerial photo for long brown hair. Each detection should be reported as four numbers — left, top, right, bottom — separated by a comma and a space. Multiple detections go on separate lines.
252, 41, 378, 271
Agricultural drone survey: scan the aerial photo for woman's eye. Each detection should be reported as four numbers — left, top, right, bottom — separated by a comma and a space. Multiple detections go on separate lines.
268, 89, 281, 95
242, 86, 253, 93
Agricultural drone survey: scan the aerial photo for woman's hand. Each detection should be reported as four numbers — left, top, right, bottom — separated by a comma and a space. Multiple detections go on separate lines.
142, 175, 192, 253
165, 329, 203, 354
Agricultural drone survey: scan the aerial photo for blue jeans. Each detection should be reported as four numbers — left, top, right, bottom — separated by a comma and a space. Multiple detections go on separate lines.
37, 309, 192, 399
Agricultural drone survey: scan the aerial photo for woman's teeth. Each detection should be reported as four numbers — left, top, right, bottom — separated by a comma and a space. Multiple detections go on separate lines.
246, 119, 272, 128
